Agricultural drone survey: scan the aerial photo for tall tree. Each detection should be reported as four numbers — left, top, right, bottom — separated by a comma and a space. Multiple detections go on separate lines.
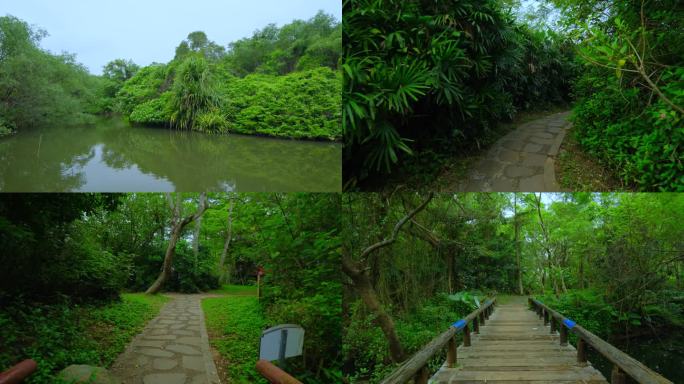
218, 194, 235, 284
146, 193, 208, 294
342, 192, 434, 363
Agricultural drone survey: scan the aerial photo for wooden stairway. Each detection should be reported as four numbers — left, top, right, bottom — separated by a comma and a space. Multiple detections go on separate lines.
430, 299, 608, 383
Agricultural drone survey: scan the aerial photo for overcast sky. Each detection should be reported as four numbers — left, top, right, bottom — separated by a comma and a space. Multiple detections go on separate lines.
2, 0, 341, 75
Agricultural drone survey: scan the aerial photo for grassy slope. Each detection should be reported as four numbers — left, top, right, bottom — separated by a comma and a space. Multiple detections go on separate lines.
201, 286, 267, 384
0, 293, 169, 383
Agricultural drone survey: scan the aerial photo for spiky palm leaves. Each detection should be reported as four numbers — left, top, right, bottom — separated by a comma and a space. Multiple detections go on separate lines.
170, 56, 220, 130
343, 0, 577, 186
343, 0, 518, 183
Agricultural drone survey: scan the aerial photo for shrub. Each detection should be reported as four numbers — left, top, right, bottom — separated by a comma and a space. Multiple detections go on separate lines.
115, 64, 168, 116
219, 68, 341, 140
0, 293, 168, 383
195, 109, 228, 133
572, 67, 684, 190
129, 92, 173, 126
169, 55, 220, 130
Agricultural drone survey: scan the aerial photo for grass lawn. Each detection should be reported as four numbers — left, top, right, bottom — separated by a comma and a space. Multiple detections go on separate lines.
0, 293, 169, 383
201, 295, 267, 384
208, 284, 258, 296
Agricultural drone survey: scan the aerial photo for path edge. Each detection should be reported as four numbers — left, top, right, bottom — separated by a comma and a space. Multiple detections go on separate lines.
545, 120, 572, 191
198, 296, 221, 384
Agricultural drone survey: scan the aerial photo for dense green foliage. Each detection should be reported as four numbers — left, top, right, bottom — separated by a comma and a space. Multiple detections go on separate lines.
344, 292, 481, 382
0, 12, 341, 141
0, 193, 341, 382
201, 193, 343, 382
0, 293, 168, 383
342, 0, 577, 184
342, 192, 684, 382
0, 16, 103, 133
226, 11, 341, 76
112, 13, 342, 140
553, 0, 684, 190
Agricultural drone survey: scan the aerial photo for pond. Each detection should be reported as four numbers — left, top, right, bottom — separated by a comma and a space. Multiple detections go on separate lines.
0, 119, 341, 192
587, 332, 684, 383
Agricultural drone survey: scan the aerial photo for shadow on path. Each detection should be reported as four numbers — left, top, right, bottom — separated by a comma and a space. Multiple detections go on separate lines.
458, 111, 572, 191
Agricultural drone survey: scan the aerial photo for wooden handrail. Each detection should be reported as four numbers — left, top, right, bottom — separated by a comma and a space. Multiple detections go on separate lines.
255, 359, 303, 384
380, 297, 497, 384
529, 298, 673, 384
0, 359, 37, 384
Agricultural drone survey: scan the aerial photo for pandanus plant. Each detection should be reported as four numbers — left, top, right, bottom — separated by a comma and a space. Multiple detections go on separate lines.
170, 55, 220, 130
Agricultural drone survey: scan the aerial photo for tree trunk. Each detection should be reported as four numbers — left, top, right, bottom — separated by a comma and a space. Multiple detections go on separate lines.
192, 193, 206, 273
342, 257, 406, 363
341, 192, 434, 364
218, 196, 235, 284
447, 251, 455, 294
146, 193, 209, 294
579, 252, 585, 289
515, 193, 523, 295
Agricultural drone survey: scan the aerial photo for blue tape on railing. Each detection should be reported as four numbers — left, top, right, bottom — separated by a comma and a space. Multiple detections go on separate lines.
563, 318, 576, 329
452, 319, 466, 329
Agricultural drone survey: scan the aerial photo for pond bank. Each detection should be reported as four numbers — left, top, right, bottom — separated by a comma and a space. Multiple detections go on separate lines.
0, 118, 341, 192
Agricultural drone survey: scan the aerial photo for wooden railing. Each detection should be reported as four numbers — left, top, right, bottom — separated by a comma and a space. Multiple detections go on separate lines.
380, 298, 497, 384
0, 359, 37, 384
255, 359, 303, 384
529, 298, 673, 384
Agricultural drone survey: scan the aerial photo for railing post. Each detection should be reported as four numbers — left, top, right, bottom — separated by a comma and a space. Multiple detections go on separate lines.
473, 316, 480, 334
543, 309, 549, 325
447, 335, 457, 368
415, 365, 429, 384
463, 323, 471, 347
576, 337, 587, 366
550, 317, 557, 334
611, 365, 627, 384
479, 311, 485, 326
560, 323, 568, 346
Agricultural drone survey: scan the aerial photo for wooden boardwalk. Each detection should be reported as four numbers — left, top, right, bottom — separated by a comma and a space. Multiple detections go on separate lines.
431, 299, 608, 383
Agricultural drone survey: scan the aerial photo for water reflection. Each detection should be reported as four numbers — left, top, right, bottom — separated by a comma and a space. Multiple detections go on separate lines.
0, 119, 341, 192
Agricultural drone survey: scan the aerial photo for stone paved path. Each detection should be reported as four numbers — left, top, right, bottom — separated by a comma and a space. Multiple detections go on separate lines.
110, 294, 220, 384
458, 111, 571, 191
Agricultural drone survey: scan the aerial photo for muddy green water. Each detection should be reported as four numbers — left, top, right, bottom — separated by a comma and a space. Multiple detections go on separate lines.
587, 333, 683, 383
0, 119, 341, 192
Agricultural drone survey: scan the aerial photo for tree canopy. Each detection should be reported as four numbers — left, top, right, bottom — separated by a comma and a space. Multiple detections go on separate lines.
342, 192, 683, 382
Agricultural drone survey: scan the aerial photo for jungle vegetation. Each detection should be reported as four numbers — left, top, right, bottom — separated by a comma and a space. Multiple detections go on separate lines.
342, 192, 683, 382
0, 11, 342, 141
0, 193, 341, 383
342, 0, 683, 190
